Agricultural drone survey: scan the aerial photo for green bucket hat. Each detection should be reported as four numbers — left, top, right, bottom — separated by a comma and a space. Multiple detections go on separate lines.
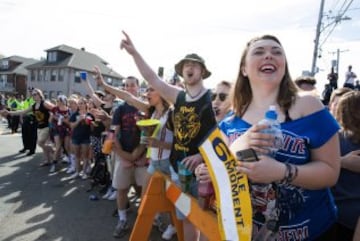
175, 53, 211, 79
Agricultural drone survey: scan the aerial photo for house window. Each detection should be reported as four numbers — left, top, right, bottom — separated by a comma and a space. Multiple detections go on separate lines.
49, 91, 56, 100
0, 60, 9, 70
43, 91, 48, 99
74, 71, 81, 83
106, 77, 113, 84
48, 52, 57, 63
39, 70, 44, 82
51, 69, 57, 81
31, 70, 36, 82
45, 69, 50, 82
0, 74, 7, 87
58, 69, 64, 81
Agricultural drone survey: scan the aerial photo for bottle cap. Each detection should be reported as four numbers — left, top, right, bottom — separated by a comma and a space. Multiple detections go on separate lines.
265, 105, 277, 120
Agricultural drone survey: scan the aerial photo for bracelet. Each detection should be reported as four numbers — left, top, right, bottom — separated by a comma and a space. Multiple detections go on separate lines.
280, 163, 298, 184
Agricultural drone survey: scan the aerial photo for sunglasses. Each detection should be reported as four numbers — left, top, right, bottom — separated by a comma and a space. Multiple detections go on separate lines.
211, 93, 228, 102
146, 87, 155, 92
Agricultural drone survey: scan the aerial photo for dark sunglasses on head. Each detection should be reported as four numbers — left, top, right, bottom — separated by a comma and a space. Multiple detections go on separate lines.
212, 93, 228, 102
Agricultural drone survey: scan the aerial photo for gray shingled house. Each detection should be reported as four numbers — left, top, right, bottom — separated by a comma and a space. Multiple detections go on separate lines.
26, 45, 123, 99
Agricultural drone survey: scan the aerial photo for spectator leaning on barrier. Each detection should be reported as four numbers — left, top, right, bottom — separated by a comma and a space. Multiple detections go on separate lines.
120, 31, 217, 241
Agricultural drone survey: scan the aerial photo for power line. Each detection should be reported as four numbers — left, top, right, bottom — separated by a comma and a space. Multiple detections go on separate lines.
311, 0, 354, 76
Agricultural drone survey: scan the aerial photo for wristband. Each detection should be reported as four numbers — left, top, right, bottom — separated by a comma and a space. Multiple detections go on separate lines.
280, 163, 298, 184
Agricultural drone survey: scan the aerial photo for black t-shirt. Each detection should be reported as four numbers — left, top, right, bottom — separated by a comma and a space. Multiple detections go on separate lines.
111, 102, 140, 152
91, 104, 112, 137
169, 90, 216, 171
69, 111, 93, 141
32, 101, 50, 129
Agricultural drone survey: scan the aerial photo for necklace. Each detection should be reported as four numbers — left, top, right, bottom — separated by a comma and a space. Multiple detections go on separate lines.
187, 87, 205, 99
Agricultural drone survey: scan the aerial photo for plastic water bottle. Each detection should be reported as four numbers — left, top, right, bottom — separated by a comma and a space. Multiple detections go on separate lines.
258, 105, 283, 156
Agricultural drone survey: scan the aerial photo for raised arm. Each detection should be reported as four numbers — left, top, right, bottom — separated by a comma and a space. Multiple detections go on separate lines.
120, 31, 180, 104
43, 100, 55, 111
94, 66, 149, 114
82, 69, 104, 107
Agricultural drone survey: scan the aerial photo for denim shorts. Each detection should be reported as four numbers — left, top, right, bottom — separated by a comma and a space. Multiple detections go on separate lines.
171, 173, 198, 220
72, 138, 90, 145
147, 158, 171, 175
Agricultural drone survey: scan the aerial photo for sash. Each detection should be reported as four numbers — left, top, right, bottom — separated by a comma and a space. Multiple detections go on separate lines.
199, 127, 252, 241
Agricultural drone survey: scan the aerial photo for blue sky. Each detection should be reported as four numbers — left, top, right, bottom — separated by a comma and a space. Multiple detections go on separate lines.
1, 0, 359, 93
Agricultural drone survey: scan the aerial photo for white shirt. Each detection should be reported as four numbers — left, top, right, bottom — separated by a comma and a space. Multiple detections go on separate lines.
150, 109, 173, 161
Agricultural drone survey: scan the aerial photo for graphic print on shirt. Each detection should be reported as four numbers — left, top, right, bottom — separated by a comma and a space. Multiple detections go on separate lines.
34, 110, 45, 125
228, 129, 310, 240
173, 106, 201, 151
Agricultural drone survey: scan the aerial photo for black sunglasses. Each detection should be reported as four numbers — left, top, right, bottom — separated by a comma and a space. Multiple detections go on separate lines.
212, 93, 228, 102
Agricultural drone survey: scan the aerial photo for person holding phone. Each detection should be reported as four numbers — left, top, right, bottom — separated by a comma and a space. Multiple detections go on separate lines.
219, 35, 340, 241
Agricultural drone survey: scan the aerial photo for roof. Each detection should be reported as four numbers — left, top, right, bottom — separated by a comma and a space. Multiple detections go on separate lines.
0, 55, 38, 75
26, 44, 123, 79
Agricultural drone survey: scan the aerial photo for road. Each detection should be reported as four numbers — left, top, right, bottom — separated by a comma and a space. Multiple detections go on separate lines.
0, 122, 175, 241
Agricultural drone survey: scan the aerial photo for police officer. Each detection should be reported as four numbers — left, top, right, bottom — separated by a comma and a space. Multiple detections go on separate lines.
19, 87, 37, 155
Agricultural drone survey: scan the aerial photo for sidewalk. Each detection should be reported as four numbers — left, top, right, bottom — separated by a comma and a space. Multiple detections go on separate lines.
0, 122, 175, 241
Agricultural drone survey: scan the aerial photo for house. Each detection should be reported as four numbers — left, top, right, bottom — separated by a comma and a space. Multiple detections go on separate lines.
26, 45, 123, 99
0, 56, 38, 97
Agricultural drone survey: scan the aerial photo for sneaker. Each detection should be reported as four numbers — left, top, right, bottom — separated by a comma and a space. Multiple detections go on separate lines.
26, 151, 35, 156
113, 220, 129, 238
153, 215, 167, 233
112, 202, 131, 217
19, 148, 27, 153
82, 173, 88, 180
49, 164, 56, 173
85, 165, 92, 174
162, 224, 177, 240
69, 172, 79, 179
107, 190, 117, 201
61, 155, 70, 164
66, 166, 75, 174
102, 187, 113, 199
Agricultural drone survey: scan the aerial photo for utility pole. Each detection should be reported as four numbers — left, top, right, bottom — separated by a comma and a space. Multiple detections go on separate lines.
310, 0, 352, 76
329, 48, 349, 74
311, 0, 325, 76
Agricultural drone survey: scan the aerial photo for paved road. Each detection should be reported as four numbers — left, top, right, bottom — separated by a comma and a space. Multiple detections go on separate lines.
0, 122, 176, 241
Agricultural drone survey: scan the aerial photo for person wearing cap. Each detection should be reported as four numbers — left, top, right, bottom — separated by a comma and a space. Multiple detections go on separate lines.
82, 66, 116, 127
120, 31, 216, 241
294, 76, 317, 92
294, 76, 320, 99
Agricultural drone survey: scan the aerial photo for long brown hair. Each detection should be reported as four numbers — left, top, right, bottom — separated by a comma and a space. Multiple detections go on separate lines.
232, 35, 298, 117
335, 91, 360, 144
